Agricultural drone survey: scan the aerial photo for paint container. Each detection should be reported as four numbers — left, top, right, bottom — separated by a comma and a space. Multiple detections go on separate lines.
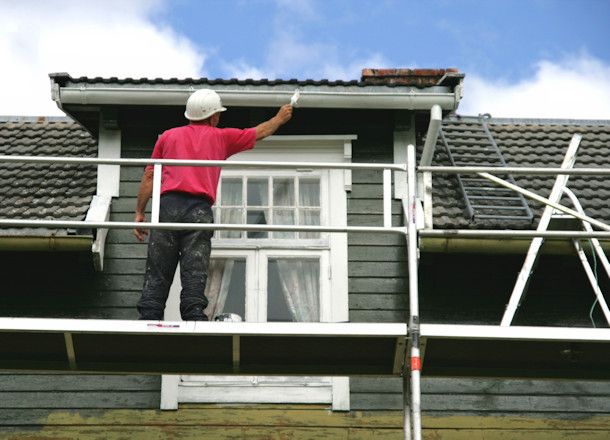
214, 313, 243, 322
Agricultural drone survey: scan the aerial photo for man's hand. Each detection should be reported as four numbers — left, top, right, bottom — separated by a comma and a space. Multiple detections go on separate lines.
134, 212, 149, 242
255, 104, 294, 140
276, 104, 293, 124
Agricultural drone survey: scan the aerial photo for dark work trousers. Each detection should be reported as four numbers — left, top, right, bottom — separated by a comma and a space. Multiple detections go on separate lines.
137, 191, 213, 321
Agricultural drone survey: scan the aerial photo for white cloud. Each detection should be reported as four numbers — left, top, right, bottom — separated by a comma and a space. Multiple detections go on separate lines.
274, 0, 319, 21
222, 1, 388, 81
0, 0, 206, 116
460, 53, 610, 119
223, 31, 389, 80
221, 60, 272, 80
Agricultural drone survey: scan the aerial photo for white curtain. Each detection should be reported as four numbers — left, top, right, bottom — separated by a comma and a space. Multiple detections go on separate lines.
204, 259, 234, 319
298, 179, 320, 239
220, 179, 243, 238
276, 259, 319, 322
299, 179, 319, 206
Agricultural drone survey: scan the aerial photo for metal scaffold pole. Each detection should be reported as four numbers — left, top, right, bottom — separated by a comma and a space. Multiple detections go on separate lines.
405, 143, 422, 440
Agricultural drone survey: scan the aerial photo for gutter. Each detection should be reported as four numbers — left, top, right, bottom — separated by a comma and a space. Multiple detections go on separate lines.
54, 86, 461, 111
420, 237, 610, 255
0, 236, 93, 252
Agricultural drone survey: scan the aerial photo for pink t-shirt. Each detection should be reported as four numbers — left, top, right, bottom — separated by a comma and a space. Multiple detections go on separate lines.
146, 125, 256, 203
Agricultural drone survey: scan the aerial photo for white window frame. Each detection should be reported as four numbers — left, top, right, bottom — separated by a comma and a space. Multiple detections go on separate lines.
161, 135, 355, 411
214, 169, 329, 247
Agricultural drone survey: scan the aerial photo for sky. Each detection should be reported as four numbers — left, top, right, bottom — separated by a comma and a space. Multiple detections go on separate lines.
1, 0, 610, 119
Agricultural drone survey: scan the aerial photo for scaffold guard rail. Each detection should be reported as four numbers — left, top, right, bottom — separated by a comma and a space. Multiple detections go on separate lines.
4, 140, 610, 440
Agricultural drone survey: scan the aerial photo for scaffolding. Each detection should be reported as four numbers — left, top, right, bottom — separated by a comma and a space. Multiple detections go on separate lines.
2, 134, 610, 440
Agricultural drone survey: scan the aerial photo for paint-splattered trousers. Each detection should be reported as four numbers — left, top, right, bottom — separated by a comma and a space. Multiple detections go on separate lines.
137, 191, 213, 321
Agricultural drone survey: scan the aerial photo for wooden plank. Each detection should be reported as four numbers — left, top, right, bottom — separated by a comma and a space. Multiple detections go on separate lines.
347, 199, 402, 215
349, 184, 384, 199
3, 426, 610, 440
347, 214, 402, 227
2, 408, 610, 430
349, 278, 407, 292
0, 407, 399, 427
0, 308, 138, 320
0, 392, 159, 409
348, 233, 404, 246
351, 378, 402, 394
349, 310, 407, 322
351, 393, 404, 410
0, 426, 360, 440
119, 182, 141, 197
105, 244, 148, 259
109, 210, 151, 222
349, 246, 407, 262
420, 430, 610, 440
422, 378, 610, 396
423, 394, 610, 412
105, 229, 142, 244
120, 167, 148, 182
350, 294, 407, 310
349, 263, 407, 278
0, 291, 139, 308
0, 375, 159, 392
423, 413, 610, 429
94, 274, 145, 291
350, 381, 610, 413
111, 198, 138, 213
103, 259, 146, 275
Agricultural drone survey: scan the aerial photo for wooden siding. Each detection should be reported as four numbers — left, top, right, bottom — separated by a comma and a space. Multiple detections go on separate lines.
0, 404, 609, 439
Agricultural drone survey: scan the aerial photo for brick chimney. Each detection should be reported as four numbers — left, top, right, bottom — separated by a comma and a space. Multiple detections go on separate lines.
361, 68, 460, 87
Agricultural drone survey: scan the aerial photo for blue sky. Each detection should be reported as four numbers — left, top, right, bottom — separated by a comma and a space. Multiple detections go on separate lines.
1, 0, 609, 118
160, 0, 610, 82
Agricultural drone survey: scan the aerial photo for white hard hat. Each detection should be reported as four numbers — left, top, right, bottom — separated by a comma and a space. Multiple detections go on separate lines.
184, 89, 227, 121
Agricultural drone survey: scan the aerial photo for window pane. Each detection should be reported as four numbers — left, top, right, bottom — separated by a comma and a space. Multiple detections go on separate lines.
247, 178, 268, 206
218, 208, 242, 239
273, 209, 295, 239
273, 178, 294, 206
299, 209, 320, 239
221, 178, 242, 206
267, 258, 319, 322
299, 178, 320, 207
247, 209, 268, 238
204, 258, 246, 320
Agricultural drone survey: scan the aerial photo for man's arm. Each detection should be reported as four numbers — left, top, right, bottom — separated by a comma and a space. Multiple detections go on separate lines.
134, 168, 154, 241
255, 104, 293, 140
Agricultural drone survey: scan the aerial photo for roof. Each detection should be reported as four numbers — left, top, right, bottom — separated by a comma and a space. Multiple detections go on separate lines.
50, 68, 463, 89
431, 115, 610, 230
0, 116, 97, 236
50, 69, 465, 136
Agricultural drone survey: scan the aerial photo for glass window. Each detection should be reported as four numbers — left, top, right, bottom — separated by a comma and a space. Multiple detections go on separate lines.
203, 258, 246, 320
267, 258, 320, 322
217, 175, 321, 241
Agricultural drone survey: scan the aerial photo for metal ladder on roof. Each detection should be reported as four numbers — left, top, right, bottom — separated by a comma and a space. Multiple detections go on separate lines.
439, 114, 533, 222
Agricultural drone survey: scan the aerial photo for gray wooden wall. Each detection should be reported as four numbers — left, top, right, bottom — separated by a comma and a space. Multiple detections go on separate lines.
1, 107, 610, 423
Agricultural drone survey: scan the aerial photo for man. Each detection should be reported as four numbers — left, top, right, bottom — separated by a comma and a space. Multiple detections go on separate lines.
134, 89, 293, 320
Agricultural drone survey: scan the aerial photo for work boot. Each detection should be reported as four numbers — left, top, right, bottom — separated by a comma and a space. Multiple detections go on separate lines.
182, 307, 209, 321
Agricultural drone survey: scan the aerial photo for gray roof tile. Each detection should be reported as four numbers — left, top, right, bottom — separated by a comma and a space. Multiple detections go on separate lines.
50, 71, 460, 89
430, 116, 610, 230
0, 117, 97, 236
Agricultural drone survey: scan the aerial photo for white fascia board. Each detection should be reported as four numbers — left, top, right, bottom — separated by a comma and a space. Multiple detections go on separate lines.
57, 86, 460, 110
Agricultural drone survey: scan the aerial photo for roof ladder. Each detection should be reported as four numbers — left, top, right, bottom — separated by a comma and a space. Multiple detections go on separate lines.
501, 134, 610, 326
439, 115, 533, 222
